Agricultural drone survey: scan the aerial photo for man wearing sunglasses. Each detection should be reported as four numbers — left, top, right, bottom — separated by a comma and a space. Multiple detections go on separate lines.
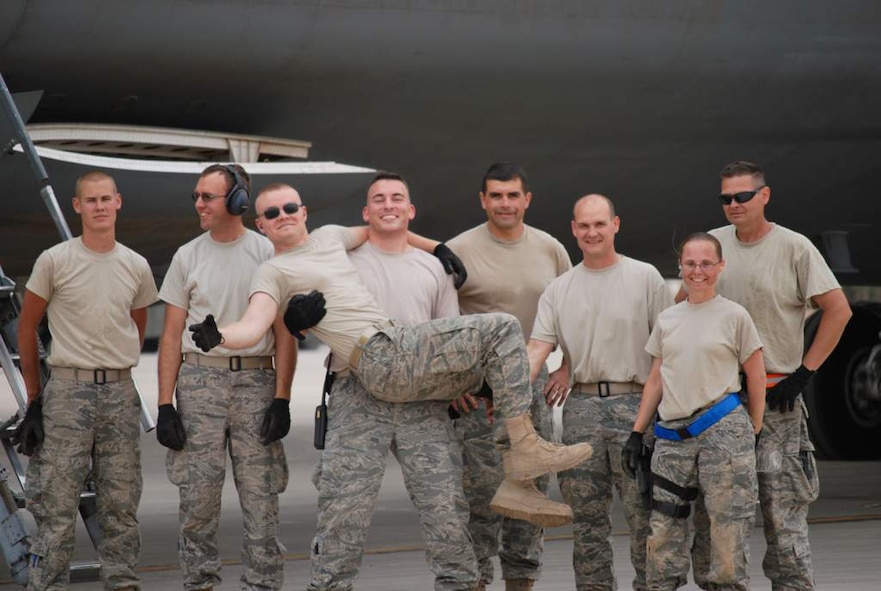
684, 161, 852, 591
189, 182, 594, 530
307, 172, 480, 591
156, 164, 297, 591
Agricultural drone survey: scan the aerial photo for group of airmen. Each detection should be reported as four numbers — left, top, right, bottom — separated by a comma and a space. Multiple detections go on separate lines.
11, 158, 851, 591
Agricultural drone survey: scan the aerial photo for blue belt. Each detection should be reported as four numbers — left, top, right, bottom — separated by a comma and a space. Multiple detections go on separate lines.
654, 393, 740, 441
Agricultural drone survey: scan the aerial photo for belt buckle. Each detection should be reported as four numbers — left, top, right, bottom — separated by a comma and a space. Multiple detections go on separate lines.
676, 427, 693, 440
229, 356, 242, 372
93, 369, 107, 385
598, 380, 611, 398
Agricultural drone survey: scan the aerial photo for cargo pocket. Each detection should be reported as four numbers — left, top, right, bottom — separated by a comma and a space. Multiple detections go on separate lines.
268, 441, 289, 494
165, 448, 187, 487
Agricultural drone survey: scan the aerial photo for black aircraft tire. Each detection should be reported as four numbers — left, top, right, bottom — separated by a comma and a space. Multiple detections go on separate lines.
804, 303, 881, 460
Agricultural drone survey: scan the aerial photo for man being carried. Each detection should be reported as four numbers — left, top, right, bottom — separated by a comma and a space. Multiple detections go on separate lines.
188, 183, 593, 524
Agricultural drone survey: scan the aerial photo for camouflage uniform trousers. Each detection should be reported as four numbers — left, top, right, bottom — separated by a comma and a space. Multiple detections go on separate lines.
691, 397, 818, 590
559, 392, 650, 591
309, 374, 478, 591
454, 366, 553, 585
26, 376, 142, 591
166, 363, 288, 591
648, 405, 757, 591
355, 313, 531, 419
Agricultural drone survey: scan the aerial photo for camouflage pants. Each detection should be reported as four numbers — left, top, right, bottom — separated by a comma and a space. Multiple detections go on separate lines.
309, 374, 477, 591
26, 376, 142, 591
692, 398, 818, 591
559, 392, 649, 591
648, 406, 757, 591
355, 313, 531, 419
166, 364, 288, 591
454, 366, 552, 584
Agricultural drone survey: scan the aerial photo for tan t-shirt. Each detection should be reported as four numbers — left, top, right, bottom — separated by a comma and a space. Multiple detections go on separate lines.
349, 242, 459, 325
250, 225, 389, 372
646, 295, 762, 421
710, 224, 840, 373
447, 223, 571, 340
532, 256, 671, 385
27, 237, 158, 369
160, 230, 275, 356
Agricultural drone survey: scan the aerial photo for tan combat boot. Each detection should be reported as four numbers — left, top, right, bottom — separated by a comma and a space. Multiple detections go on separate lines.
505, 579, 535, 590
473, 582, 488, 591
490, 479, 574, 527
503, 413, 592, 480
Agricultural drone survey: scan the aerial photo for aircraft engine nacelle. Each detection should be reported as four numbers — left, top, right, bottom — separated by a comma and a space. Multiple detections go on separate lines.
804, 302, 881, 460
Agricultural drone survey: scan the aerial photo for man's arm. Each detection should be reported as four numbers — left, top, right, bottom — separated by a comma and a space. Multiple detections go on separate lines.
743, 348, 766, 434
803, 288, 852, 371
344, 226, 370, 251
131, 307, 149, 349
216, 292, 280, 349
632, 357, 663, 433
158, 304, 187, 406
407, 231, 440, 253
17, 290, 48, 404
527, 338, 555, 384
271, 314, 297, 400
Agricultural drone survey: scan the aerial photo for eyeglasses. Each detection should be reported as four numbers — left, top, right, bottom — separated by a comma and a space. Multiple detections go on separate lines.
192, 192, 225, 202
680, 261, 721, 272
258, 202, 302, 220
718, 186, 765, 205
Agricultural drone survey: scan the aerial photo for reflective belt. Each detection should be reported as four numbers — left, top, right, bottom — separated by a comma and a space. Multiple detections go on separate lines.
654, 392, 740, 441
765, 372, 788, 389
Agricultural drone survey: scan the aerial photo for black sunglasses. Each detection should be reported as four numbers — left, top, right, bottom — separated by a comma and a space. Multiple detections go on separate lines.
259, 202, 302, 219
718, 186, 765, 205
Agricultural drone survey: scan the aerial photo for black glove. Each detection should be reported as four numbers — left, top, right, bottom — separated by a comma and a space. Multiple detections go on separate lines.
284, 290, 327, 341
260, 398, 291, 445
621, 431, 644, 479
157, 404, 187, 450
433, 243, 467, 289
189, 314, 223, 352
12, 398, 44, 456
766, 365, 814, 412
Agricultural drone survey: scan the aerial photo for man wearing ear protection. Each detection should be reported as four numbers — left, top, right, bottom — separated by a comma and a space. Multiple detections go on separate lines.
156, 164, 297, 591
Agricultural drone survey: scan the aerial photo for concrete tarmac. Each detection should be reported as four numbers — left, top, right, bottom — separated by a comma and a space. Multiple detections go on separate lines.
1, 348, 880, 589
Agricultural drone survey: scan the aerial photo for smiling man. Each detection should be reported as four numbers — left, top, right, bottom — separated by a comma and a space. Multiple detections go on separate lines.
156, 165, 297, 591
16, 170, 158, 590
527, 194, 670, 591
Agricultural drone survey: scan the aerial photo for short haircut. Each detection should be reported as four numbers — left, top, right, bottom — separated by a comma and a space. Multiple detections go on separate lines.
679, 231, 723, 261
481, 162, 529, 193
200, 163, 252, 195
257, 182, 296, 198
720, 160, 765, 187
369, 171, 409, 190
573, 193, 616, 219
75, 170, 117, 197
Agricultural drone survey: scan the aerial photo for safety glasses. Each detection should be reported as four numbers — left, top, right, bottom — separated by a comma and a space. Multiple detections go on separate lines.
259, 202, 302, 219
718, 186, 765, 205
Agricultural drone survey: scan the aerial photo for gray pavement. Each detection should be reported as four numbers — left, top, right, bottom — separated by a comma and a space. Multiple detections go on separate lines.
1, 348, 880, 589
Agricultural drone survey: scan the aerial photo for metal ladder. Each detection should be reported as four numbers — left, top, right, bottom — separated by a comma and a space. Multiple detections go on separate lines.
0, 73, 156, 585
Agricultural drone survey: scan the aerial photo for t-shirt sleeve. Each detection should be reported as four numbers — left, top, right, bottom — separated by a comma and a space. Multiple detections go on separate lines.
530, 285, 558, 344
648, 270, 673, 331
249, 262, 283, 303
797, 240, 841, 305
645, 323, 663, 359
25, 250, 55, 301
736, 308, 763, 364
132, 257, 159, 309
158, 250, 189, 310
553, 242, 572, 275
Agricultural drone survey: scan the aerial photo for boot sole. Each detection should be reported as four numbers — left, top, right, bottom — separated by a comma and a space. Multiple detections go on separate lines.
503, 442, 593, 481
489, 499, 573, 528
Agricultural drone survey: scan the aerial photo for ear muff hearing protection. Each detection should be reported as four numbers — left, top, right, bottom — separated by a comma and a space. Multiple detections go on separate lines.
224, 165, 250, 216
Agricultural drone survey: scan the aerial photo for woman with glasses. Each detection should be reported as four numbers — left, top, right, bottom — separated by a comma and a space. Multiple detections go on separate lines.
622, 232, 765, 591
